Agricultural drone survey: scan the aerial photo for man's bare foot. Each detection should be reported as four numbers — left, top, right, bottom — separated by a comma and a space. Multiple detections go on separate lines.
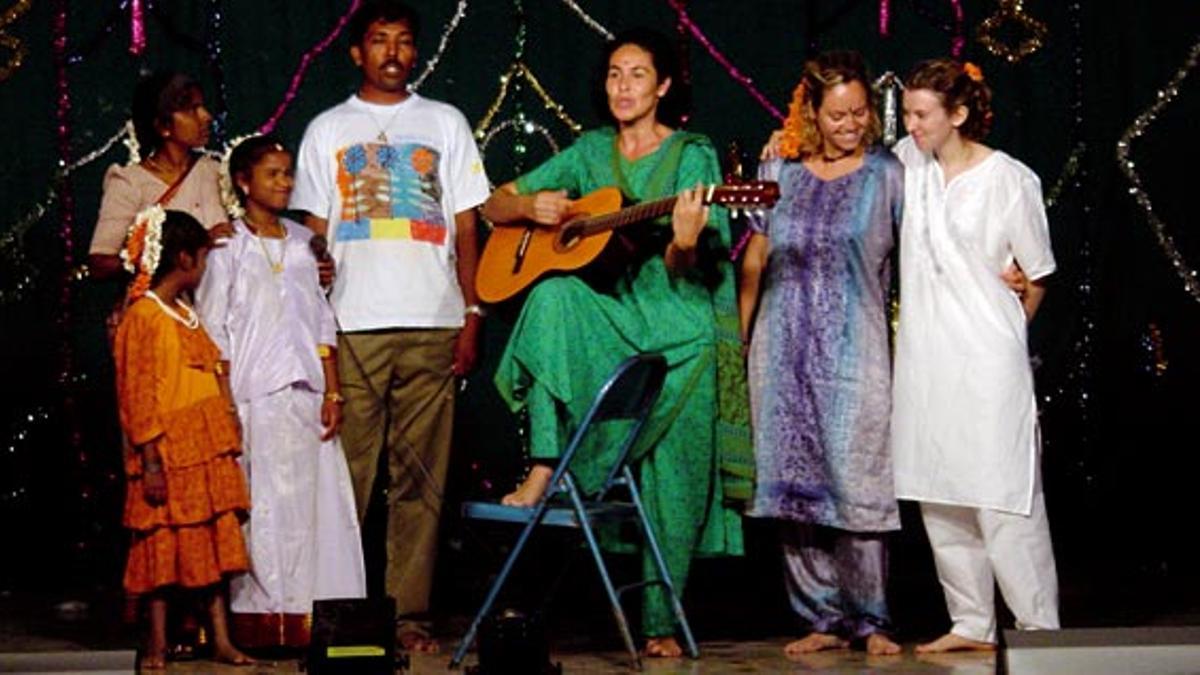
212, 643, 255, 665
645, 636, 683, 657
866, 632, 902, 655
398, 630, 440, 654
784, 632, 849, 655
140, 645, 166, 671
915, 632, 995, 653
501, 465, 554, 506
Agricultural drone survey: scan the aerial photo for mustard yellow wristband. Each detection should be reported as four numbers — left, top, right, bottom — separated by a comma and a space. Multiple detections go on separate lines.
317, 344, 333, 359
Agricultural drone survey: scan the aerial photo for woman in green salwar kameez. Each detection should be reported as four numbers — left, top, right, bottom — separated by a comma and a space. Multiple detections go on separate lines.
482, 28, 751, 658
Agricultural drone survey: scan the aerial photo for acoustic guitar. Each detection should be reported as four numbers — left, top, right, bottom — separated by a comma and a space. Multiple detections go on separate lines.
476, 182, 779, 303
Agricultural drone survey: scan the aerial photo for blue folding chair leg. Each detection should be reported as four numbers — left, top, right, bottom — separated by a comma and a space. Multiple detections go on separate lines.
624, 465, 700, 659
566, 476, 643, 670
449, 501, 549, 669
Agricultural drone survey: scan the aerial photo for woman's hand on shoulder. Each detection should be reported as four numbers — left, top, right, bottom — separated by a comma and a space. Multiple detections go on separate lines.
760, 130, 784, 161
209, 221, 235, 245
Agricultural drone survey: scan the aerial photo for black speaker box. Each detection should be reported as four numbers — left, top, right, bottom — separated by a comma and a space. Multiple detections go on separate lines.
306, 597, 406, 674
467, 609, 561, 675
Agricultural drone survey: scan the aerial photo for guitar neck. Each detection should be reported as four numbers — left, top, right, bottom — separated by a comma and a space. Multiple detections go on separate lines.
574, 194, 681, 238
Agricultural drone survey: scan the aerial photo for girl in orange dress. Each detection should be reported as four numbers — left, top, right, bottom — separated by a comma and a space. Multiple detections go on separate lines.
113, 208, 254, 669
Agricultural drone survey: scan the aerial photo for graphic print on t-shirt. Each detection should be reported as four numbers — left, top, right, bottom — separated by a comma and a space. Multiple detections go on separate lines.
334, 142, 445, 244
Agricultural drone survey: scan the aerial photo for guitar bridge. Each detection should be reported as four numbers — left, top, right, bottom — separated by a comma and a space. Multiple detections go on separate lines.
512, 225, 535, 275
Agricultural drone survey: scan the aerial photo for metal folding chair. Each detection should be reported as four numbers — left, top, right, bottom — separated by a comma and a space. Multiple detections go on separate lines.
449, 353, 698, 670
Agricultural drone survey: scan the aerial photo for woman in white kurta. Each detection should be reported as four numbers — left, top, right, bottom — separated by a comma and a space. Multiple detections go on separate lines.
891, 59, 1059, 653
196, 136, 365, 647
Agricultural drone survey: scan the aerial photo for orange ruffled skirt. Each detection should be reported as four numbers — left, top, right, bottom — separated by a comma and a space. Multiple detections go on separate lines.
123, 395, 250, 593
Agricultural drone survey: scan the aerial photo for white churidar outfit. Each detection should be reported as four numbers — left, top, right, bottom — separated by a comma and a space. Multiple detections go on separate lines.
890, 136, 1059, 643
196, 218, 365, 617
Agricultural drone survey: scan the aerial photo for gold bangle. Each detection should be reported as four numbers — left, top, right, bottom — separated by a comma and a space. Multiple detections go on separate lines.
324, 391, 345, 404
317, 344, 333, 359
213, 361, 226, 376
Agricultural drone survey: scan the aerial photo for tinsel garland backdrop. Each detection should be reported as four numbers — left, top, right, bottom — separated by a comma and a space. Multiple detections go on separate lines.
0, 0, 1196, 625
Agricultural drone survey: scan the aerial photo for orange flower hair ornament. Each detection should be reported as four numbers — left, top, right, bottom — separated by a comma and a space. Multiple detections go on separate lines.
120, 204, 165, 300
963, 62, 985, 83
778, 80, 808, 160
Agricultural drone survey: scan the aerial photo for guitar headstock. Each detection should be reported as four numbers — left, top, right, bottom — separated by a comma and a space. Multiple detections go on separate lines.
706, 181, 780, 215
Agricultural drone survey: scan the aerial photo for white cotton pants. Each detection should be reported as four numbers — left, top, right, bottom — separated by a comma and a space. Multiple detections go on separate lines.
919, 470, 1060, 643
231, 385, 366, 615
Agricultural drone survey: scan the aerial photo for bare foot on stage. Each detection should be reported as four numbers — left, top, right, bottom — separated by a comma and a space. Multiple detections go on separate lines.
915, 632, 995, 653
645, 636, 683, 657
866, 632, 902, 655
784, 632, 849, 655
501, 465, 554, 506
398, 631, 440, 654
212, 644, 255, 666
139, 645, 166, 671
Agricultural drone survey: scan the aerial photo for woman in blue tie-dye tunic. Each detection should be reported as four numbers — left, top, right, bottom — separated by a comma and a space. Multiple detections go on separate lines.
739, 51, 904, 656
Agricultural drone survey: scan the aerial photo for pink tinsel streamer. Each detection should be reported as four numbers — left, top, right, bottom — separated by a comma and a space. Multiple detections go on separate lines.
879, 0, 891, 36
949, 0, 964, 58
259, 0, 362, 134
665, 0, 784, 123
130, 0, 146, 55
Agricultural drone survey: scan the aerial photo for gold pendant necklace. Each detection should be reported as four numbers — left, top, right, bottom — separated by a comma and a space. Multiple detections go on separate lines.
245, 217, 286, 275
366, 101, 405, 144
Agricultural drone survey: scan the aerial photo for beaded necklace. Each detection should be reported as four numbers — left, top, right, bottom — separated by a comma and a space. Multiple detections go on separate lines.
145, 290, 200, 329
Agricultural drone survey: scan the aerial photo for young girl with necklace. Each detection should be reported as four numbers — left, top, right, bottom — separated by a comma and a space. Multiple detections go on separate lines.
195, 135, 365, 649
113, 209, 253, 669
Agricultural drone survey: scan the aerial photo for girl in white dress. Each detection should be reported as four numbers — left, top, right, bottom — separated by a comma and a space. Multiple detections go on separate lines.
196, 135, 366, 648
891, 59, 1060, 653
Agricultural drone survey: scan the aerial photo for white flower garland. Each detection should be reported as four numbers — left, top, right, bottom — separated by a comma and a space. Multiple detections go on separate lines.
218, 132, 261, 220
120, 204, 165, 277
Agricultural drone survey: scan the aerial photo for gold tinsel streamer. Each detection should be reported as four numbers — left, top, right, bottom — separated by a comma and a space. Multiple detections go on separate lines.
0, 0, 33, 82
1043, 141, 1085, 211
474, 61, 583, 139
976, 0, 1048, 64
1116, 39, 1200, 305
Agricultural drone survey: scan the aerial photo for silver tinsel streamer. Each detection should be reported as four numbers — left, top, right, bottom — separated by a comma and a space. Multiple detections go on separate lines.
1116, 39, 1200, 305
558, 0, 613, 40
479, 117, 561, 186
0, 123, 130, 305
873, 72, 901, 147
409, 0, 468, 91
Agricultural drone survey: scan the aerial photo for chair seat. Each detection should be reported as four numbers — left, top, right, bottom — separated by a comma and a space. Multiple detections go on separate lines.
462, 500, 638, 528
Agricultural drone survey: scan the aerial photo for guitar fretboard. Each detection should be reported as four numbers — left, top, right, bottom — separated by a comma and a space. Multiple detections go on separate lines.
574, 195, 679, 237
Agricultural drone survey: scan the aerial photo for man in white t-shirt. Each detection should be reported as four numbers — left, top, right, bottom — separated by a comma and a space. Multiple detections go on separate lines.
289, 0, 490, 654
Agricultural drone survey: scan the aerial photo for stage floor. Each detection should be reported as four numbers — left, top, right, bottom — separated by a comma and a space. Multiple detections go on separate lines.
134, 639, 998, 673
